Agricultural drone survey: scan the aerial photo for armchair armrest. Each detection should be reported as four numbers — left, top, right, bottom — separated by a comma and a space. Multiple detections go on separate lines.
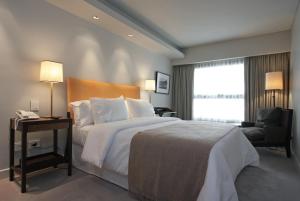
264, 126, 287, 144
241, 121, 255, 127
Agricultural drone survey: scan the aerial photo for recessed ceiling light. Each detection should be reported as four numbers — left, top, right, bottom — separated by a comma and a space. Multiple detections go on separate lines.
128, 34, 134, 37
93, 16, 100, 20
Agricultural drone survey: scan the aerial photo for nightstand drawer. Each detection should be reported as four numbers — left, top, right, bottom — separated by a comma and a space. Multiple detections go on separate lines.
25, 122, 70, 132
12, 119, 71, 132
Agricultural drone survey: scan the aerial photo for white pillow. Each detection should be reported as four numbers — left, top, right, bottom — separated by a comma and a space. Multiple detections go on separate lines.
90, 97, 128, 124
70, 100, 93, 127
126, 98, 155, 118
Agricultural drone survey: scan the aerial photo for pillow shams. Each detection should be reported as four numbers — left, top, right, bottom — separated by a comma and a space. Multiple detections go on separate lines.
90, 97, 128, 124
70, 100, 93, 127
126, 98, 155, 118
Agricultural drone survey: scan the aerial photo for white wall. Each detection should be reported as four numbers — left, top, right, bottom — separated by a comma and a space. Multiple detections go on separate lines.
172, 31, 291, 65
291, 3, 300, 162
0, 0, 172, 170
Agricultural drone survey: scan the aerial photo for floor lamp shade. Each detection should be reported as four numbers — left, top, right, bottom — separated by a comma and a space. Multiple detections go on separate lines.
265, 72, 283, 90
265, 71, 283, 107
40, 61, 63, 118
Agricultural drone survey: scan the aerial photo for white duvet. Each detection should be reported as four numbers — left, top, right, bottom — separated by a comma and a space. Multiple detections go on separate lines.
81, 117, 259, 201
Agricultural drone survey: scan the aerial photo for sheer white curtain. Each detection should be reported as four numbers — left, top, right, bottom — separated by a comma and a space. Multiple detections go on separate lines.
193, 58, 244, 123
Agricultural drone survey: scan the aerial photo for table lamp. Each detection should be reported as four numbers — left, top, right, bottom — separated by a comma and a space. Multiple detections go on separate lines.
145, 80, 156, 103
40, 61, 63, 118
265, 71, 283, 107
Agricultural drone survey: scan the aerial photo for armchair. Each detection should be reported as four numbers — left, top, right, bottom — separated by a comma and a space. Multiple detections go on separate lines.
241, 108, 293, 158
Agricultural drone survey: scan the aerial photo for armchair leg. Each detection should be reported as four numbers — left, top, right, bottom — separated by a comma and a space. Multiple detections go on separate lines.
285, 142, 291, 158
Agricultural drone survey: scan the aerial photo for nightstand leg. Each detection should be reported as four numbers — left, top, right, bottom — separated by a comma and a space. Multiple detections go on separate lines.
53, 129, 58, 168
9, 127, 15, 181
67, 125, 72, 176
21, 129, 27, 193
53, 129, 58, 153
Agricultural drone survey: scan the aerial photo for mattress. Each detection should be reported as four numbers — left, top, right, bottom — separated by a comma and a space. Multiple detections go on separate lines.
72, 143, 128, 189
73, 125, 129, 188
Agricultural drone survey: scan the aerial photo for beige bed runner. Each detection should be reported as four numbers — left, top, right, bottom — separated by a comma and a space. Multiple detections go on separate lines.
128, 121, 234, 201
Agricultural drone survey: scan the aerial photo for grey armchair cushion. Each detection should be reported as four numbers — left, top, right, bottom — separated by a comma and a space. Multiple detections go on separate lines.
254, 121, 264, 128
241, 127, 265, 141
241, 121, 255, 127
255, 107, 282, 127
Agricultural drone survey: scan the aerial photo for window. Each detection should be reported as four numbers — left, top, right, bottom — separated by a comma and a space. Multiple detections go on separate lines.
193, 58, 244, 123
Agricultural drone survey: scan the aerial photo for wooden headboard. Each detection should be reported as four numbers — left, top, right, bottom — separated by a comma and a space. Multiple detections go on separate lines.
67, 77, 140, 113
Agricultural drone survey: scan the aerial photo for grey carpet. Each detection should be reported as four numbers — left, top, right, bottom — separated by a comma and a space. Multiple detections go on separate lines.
0, 148, 299, 201
236, 148, 300, 201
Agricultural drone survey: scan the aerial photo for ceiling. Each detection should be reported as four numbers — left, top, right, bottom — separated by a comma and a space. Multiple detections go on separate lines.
47, 0, 184, 59
106, 0, 299, 48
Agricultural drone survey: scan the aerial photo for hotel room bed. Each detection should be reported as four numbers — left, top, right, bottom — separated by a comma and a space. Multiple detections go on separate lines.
67, 77, 259, 201
72, 116, 259, 201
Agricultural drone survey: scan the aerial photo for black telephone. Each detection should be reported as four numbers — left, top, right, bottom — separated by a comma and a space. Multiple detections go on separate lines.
154, 107, 176, 117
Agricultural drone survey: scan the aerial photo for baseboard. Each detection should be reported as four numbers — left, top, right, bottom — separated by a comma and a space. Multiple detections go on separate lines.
291, 144, 300, 170
0, 168, 8, 180
294, 153, 300, 171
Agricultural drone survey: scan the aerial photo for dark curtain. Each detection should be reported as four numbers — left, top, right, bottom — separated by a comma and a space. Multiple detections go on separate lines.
171, 65, 194, 120
245, 52, 290, 121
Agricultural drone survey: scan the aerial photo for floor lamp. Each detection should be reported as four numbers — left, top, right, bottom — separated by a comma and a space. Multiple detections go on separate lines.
40, 61, 63, 118
265, 71, 283, 107
145, 80, 156, 104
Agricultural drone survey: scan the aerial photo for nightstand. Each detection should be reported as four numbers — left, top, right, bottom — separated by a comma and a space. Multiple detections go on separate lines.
9, 114, 72, 193
154, 107, 177, 117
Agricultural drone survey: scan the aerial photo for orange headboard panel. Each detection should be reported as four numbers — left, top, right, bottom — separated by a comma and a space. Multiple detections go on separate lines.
67, 77, 140, 113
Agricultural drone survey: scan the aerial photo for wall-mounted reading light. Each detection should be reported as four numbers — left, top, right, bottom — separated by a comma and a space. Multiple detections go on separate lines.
145, 79, 156, 104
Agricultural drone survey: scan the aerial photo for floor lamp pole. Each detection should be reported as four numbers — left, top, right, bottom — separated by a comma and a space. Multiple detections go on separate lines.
272, 90, 275, 108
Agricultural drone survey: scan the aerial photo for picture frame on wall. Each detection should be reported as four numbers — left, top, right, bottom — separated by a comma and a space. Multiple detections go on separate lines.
155, 71, 170, 94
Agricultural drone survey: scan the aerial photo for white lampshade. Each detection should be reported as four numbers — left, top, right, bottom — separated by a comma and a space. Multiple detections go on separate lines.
145, 80, 156, 91
265, 71, 283, 90
40, 61, 63, 83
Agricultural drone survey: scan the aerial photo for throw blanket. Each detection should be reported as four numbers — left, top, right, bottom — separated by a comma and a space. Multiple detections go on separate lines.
128, 121, 235, 201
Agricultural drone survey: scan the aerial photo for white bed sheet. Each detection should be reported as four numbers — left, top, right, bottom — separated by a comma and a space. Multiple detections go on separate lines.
78, 117, 259, 201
